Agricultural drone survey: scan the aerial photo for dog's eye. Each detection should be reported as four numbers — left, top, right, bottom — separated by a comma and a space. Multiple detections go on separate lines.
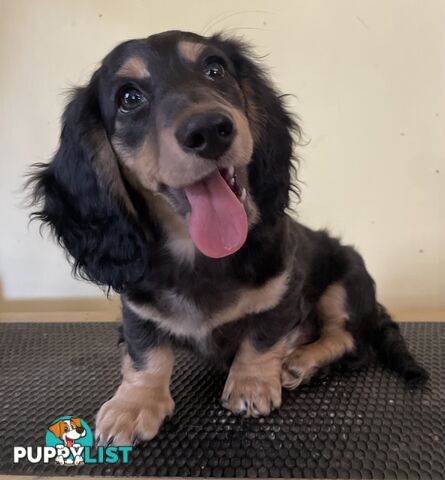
204, 60, 225, 79
64, 426, 68, 431
118, 86, 146, 113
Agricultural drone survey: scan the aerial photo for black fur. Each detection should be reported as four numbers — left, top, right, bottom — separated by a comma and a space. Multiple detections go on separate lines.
28, 30, 428, 387
29, 76, 149, 292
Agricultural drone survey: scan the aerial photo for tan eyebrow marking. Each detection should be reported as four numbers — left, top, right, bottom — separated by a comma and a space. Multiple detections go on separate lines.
116, 57, 150, 78
177, 40, 205, 63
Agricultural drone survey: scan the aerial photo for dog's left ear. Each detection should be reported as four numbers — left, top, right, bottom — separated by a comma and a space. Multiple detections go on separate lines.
70, 417, 82, 428
48, 420, 64, 439
211, 35, 299, 224
28, 69, 149, 292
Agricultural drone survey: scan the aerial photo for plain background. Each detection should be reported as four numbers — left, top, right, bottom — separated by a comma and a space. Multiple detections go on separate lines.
0, 0, 444, 313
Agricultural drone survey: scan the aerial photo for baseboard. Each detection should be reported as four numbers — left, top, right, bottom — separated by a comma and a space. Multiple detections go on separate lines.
0, 296, 120, 312
391, 310, 445, 322
0, 311, 120, 322
0, 297, 120, 323
0, 297, 443, 323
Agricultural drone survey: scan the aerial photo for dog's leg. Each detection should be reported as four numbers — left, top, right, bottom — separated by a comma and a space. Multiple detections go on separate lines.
221, 338, 285, 417
281, 283, 355, 389
95, 346, 174, 445
95, 302, 175, 445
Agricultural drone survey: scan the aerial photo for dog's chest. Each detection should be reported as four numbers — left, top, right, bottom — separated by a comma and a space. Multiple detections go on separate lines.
129, 292, 209, 339
126, 270, 290, 341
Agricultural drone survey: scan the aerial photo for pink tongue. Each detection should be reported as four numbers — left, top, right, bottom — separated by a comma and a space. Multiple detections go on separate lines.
184, 170, 248, 258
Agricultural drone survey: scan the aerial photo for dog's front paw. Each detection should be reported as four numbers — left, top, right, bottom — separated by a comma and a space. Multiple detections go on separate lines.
95, 389, 175, 446
221, 373, 282, 417
281, 351, 317, 389
74, 455, 83, 465
55, 455, 64, 465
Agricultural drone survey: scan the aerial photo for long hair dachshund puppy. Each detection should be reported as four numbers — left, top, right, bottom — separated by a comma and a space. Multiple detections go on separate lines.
29, 31, 428, 445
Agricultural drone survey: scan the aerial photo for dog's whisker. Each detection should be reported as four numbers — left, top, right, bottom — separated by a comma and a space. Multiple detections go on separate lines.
201, 10, 271, 36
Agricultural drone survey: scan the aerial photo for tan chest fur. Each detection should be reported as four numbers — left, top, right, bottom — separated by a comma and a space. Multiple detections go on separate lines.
126, 270, 289, 340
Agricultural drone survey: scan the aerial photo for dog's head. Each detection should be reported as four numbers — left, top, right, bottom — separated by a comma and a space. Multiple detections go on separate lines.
48, 418, 85, 441
30, 31, 298, 290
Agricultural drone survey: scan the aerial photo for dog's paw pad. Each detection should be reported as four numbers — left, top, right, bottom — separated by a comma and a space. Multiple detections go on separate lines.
281, 354, 315, 390
221, 375, 281, 417
95, 390, 174, 445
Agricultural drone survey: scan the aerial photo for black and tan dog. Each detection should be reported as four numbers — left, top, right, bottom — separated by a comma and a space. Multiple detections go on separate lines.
29, 31, 427, 445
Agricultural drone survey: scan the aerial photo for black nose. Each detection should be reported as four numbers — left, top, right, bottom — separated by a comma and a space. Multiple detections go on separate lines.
76, 427, 84, 434
175, 112, 235, 160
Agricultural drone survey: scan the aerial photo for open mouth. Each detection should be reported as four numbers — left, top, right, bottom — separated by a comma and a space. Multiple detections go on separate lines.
164, 167, 249, 259
65, 438, 74, 447
219, 167, 247, 202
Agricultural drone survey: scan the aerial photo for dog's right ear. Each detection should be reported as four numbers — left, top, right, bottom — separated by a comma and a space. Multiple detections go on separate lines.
48, 420, 64, 439
70, 417, 82, 428
28, 70, 149, 292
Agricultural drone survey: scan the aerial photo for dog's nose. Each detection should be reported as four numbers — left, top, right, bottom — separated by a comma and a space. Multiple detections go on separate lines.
175, 112, 235, 160
76, 427, 84, 434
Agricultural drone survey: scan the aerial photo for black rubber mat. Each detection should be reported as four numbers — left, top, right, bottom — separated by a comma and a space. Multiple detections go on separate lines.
0, 322, 443, 479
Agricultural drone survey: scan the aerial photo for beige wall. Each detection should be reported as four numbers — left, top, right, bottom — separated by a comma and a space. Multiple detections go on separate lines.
0, 0, 444, 312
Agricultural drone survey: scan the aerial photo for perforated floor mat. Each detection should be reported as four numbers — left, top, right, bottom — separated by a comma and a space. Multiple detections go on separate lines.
0, 322, 443, 479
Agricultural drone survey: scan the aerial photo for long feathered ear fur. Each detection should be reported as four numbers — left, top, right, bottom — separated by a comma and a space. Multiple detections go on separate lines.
28, 71, 148, 292
211, 34, 301, 224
